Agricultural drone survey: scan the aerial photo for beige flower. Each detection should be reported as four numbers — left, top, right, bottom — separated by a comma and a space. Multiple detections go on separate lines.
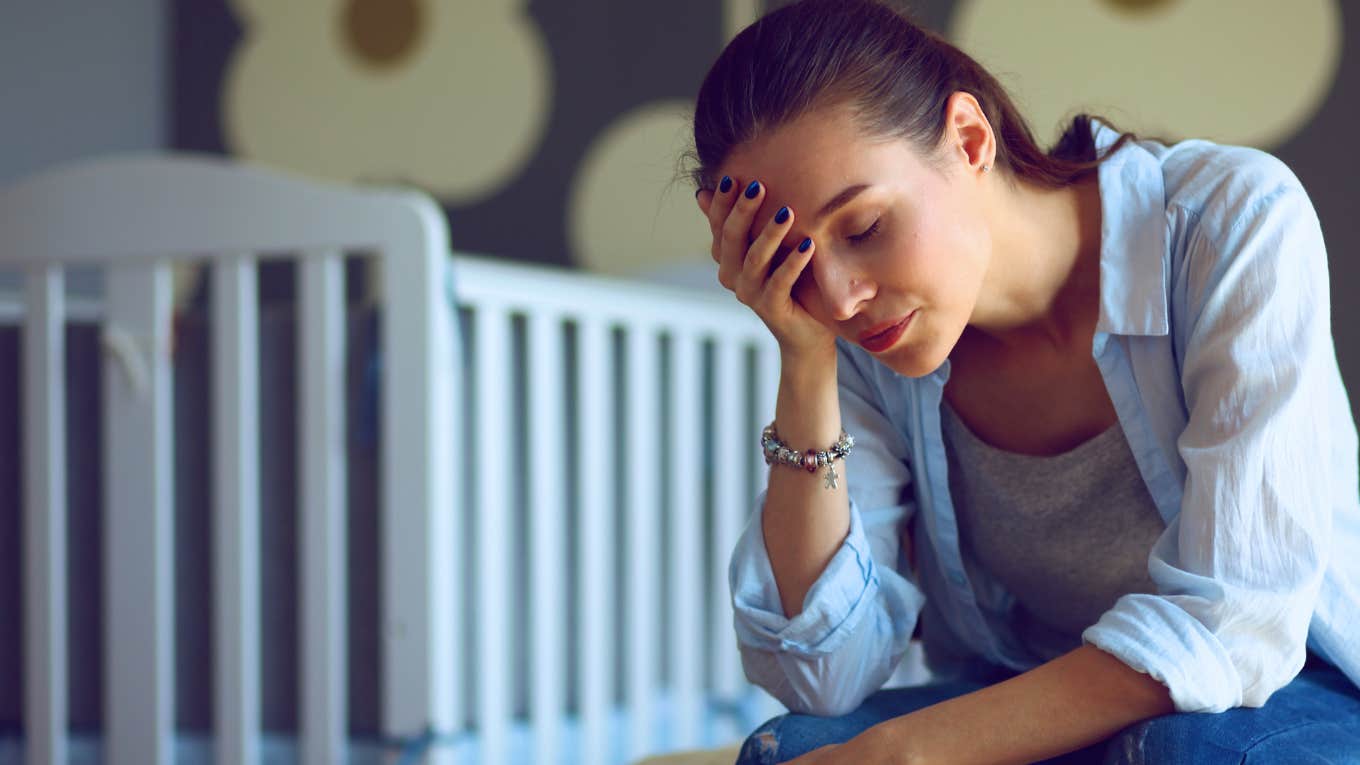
223, 0, 550, 202
569, 1, 762, 277
951, 0, 1342, 148
569, 102, 711, 278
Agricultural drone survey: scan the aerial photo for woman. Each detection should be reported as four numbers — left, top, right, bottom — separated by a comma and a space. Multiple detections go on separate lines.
690, 1, 1360, 762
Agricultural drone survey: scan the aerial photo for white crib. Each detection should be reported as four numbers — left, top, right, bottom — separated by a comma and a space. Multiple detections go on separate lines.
0, 155, 787, 764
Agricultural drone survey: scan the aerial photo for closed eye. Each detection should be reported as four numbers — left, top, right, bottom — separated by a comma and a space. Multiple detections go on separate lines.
849, 219, 881, 244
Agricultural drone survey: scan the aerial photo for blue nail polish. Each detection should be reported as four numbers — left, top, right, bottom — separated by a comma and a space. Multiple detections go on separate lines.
719, 176, 733, 193
774, 206, 790, 224
744, 180, 761, 199
798, 237, 812, 253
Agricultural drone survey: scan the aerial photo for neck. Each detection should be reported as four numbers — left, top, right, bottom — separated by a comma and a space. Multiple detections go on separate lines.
969, 173, 1103, 352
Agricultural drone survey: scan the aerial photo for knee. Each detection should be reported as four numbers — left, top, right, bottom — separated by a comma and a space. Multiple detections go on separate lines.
734, 717, 785, 765
1102, 713, 1243, 765
1101, 719, 1153, 765
734, 713, 837, 765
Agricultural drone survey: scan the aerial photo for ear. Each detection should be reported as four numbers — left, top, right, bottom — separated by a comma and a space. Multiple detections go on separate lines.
943, 91, 996, 174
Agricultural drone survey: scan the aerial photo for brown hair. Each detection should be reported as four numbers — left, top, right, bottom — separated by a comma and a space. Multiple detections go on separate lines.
690, 0, 1141, 192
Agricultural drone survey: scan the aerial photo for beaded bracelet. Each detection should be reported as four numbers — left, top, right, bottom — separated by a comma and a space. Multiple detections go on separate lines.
761, 422, 855, 490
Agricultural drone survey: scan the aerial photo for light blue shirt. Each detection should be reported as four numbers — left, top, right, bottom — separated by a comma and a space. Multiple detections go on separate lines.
728, 120, 1360, 716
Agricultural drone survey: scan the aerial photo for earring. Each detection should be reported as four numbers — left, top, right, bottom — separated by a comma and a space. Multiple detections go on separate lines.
982, 164, 992, 173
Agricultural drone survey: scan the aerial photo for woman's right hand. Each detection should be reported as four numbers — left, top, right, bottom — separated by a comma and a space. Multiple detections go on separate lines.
697, 177, 836, 360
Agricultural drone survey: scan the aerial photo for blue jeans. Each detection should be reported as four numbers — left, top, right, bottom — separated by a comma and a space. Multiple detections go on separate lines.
735, 660, 1360, 764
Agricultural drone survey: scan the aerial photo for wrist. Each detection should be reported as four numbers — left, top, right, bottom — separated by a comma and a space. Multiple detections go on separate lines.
778, 344, 836, 396
780, 339, 836, 378
774, 359, 839, 447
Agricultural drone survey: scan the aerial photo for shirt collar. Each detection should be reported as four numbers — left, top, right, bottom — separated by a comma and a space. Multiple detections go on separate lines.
1092, 119, 1171, 337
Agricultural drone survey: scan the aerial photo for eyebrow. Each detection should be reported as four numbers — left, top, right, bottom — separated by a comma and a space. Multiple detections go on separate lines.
816, 184, 871, 219
747, 183, 872, 247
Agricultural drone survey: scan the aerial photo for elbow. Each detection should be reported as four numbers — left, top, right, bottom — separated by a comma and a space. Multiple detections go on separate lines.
1236, 637, 1310, 708
781, 656, 884, 717
1226, 590, 1320, 708
738, 638, 893, 718
741, 653, 865, 717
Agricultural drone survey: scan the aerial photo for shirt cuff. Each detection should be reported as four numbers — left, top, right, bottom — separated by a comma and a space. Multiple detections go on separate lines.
729, 491, 882, 657
1082, 592, 1245, 713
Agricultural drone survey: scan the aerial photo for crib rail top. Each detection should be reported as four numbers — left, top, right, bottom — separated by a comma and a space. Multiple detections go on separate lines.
451, 254, 770, 341
0, 153, 446, 266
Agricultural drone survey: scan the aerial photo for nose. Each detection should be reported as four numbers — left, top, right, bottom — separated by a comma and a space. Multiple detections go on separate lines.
814, 254, 875, 322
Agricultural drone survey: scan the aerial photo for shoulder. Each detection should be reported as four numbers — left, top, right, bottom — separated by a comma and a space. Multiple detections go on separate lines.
1152, 136, 1307, 235
1152, 141, 1328, 346
1131, 134, 1323, 305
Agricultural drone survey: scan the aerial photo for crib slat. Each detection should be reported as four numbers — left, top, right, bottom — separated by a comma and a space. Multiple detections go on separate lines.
22, 266, 68, 765
710, 338, 745, 741
474, 304, 513, 764
577, 317, 614, 765
752, 342, 778, 489
211, 256, 262, 765
103, 264, 175, 765
298, 253, 348, 765
381, 240, 456, 758
527, 312, 566, 765
668, 331, 704, 749
624, 325, 660, 760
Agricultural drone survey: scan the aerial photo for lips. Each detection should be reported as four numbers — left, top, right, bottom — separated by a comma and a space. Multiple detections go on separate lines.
857, 311, 915, 353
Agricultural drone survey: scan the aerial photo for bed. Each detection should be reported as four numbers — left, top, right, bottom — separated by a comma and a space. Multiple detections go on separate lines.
0, 154, 798, 764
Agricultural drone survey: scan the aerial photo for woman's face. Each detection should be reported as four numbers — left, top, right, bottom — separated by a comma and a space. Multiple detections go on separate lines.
716, 103, 993, 378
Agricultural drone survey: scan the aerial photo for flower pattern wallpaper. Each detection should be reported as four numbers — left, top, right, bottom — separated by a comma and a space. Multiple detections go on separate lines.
175, 0, 1358, 378
223, 0, 551, 202
953, 0, 1343, 150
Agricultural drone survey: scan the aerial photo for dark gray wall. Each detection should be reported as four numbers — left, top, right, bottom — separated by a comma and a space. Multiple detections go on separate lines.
0, 0, 166, 182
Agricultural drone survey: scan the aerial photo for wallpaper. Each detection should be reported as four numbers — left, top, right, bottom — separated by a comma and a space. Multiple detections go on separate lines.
173, 0, 1358, 381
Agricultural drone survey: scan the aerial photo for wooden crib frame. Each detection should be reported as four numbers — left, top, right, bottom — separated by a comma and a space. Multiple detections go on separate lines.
1, 155, 784, 764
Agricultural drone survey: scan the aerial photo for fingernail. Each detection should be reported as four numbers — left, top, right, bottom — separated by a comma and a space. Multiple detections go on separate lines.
798, 237, 812, 253
774, 206, 790, 224
719, 176, 733, 193
744, 180, 761, 199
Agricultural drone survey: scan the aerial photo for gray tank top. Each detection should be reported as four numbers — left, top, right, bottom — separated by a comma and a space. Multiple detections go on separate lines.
939, 399, 1166, 661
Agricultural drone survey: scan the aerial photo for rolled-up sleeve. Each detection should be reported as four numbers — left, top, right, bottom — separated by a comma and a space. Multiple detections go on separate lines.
1084, 183, 1338, 713
728, 340, 926, 716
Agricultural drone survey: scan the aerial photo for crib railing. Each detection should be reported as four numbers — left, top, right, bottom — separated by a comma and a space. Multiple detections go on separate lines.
2, 155, 456, 765
449, 256, 783, 763
1, 155, 786, 765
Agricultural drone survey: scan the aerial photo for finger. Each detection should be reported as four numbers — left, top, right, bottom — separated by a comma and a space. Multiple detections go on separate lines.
706, 175, 737, 231
696, 188, 713, 217
717, 178, 763, 287
766, 236, 814, 297
706, 175, 739, 262
736, 205, 794, 300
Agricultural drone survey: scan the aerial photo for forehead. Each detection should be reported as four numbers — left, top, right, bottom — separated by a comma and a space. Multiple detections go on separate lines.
719, 106, 930, 220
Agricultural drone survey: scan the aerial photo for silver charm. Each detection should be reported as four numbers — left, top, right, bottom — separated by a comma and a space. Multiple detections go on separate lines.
823, 463, 839, 490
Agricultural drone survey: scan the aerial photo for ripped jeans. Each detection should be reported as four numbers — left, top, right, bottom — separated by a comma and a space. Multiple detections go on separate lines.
736, 660, 1360, 764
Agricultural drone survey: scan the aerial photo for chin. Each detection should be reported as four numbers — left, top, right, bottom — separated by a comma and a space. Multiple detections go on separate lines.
877, 345, 946, 379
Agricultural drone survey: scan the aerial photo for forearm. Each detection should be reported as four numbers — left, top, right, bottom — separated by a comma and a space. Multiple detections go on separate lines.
762, 345, 848, 618
877, 644, 1174, 765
